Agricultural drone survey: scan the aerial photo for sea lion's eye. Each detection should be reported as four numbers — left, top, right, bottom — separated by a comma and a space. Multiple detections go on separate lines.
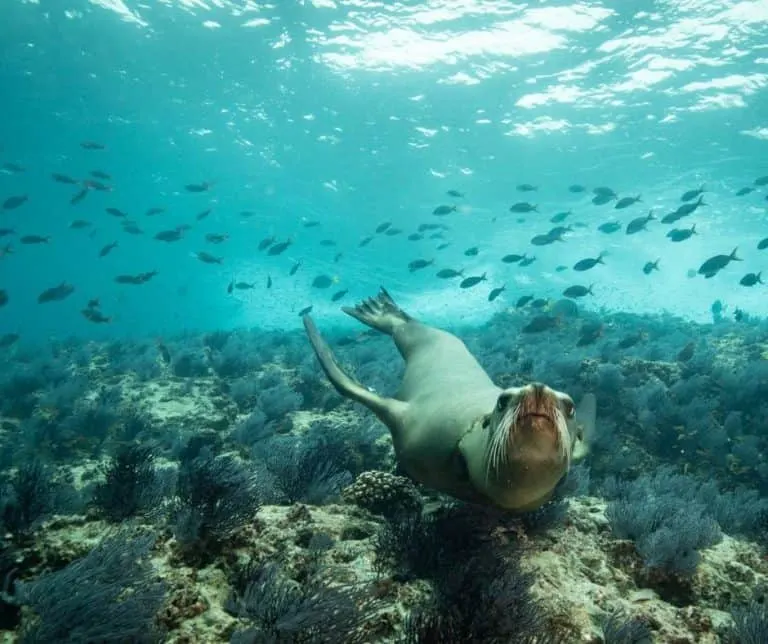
496, 393, 511, 412
564, 400, 575, 418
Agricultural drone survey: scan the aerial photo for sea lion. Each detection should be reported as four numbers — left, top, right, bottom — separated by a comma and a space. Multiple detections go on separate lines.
303, 287, 596, 511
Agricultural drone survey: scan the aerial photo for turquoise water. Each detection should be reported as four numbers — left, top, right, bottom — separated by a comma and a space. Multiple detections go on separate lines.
1, 0, 767, 342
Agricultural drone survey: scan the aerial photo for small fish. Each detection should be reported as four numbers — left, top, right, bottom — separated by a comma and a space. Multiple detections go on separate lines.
37, 282, 75, 303
0, 228, 14, 237
375, 222, 392, 233
359, 236, 373, 247
234, 281, 256, 290
240, 210, 255, 218
20, 235, 50, 244
509, 202, 537, 213
501, 253, 527, 264
155, 228, 184, 242
122, 222, 143, 235
106, 207, 128, 218
735, 187, 754, 197
419, 223, 445, 232
676, 341, 695, 362
488, 285, 506, 302
530, 298, 549, 309
568, 185, 586, 193
522, 315, 558, 333
758, 238, 768, 250
643, 259, 660, 275
312, 274, 335, 289
531, 233, 558, 247
99, 241, 118, 258
268, 240, 292, 256
0, 290, 7, 306
755, 176, 768, 186
90, 170, 111, 180
408, 233, 424, 241
573, 253, 606, 272
436, 242, 451, 251
87, 298, 100, 309
740, 272, 763, 287
298, 305, 313, 316
459, 273, 486, 289
1, 163, 24, 174
289, 261, 302, 276
698, 248, 740, 277
303, 220, 320, 228
516, 184, 537, 192
436, 268, 464, 279
576, 326, 603, 347
83, 179, 111, 192
408, 258, 434, 272
433, 205, 457, 216
185, 181, 212, 192
195, 251, 222, 264
673, 196, 706, 218
563, 284, 593, 298
3, 195, 28, 210
0, 333, 20, 348
80, 141, 105, 150
145, 207, 165, 216
267, 275, 272, 289
52, 173, 79, 184
615, 195, 641, 209
626, 211, 655, 235
81, 307, 111, 324
205, 233, 229, 244
519, 256, 536, 267
549, 210, 572, 224
591, 193, 615, 206
681, 185, 705, 202
661, 211, 683, 225
385, 228, 403, 236
115, 271, 158, 285
196, 208, 212, 221
258, 236, 275, 251
618, 331, 646, 349
598, 222, 621, 234
331, 289, 348, 302
555, 265, 568, 272
593, 187, 616, 197
447, 190, 464, 198
464, 246, 479, 257
70, 188, 89, 205
157, 340, 171, 364
69, 220, 91, 229
667, 225, 697, 242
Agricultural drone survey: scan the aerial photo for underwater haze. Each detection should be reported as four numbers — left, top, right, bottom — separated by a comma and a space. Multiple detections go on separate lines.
1, 0, 767, 341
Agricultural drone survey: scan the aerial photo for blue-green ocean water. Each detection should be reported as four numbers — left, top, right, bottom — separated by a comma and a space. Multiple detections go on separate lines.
1, 0, 766, 343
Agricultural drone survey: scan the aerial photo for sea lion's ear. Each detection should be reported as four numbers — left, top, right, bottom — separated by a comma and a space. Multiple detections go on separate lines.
571, 393, 597, 462
481, 414, 491, 429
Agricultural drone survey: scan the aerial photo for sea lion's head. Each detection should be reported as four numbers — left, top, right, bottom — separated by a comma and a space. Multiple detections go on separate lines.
482, 382, 576, 509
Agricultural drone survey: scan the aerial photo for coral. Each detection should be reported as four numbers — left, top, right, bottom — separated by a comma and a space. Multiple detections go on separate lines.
342, 470, 422, 518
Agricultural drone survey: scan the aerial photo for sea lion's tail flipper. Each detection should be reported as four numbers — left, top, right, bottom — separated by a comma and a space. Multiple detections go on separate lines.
303, 314, 406, 427
341, 287, 412, 335
571, 393, 596, 462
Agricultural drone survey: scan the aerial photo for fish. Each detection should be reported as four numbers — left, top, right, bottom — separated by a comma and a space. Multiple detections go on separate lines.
698, 248, 741, 277
598, 222, 622, 234
740, 272, 763, 287
122, 222, 143, 235
69, 220, 92, 229
676, 341, 695, 362
501, 253, 527, 264
37, 282, 75, 303
459, 273, 486, 289
667, 225, 696, 242
618, 331, 646, 349
196, 208, 212, 221
661, 211, 683, 225
83, 179, 111, 192
99, 242, 118, 258
464, 247, 479, 257
106, 207, 128, 218
90, 170, 111, 180
0, 333, 20, 348
408, 258, 434, 272
436, 268, 464, 279
531, 233, 558, 247
568, 185, 586, 193
591, 194, 615, 206
194, 251, 223, 264
303, 220, 320, 228
673, 196, 706, 218
614, 195, 641, 209
550, 210, 571, 224
0, 229, 14, 237
185, 181, 212, 192
3, 195, 28, 210
331, 289, 348, 302
320, 239, 337, 247
234, 281, 256, 290
81, 307, 111, 324
267, 275, 272, 289
516, 295, 534, 308
408, 233, 424, 241
258, 236, 276, 251
298, 305, 313, 316
268, 240, 292, 256
758, 238, 768, 250
516, 184, 537, 192
530, 298, 549, 309
755, 176, 768, 186
447, 190, 464, 198
436, 243, 451, 251
155, 228, 184, 242
205, 233, 229, 244
0, 290, 8, 306
522, 315, 558, 333
289, 261, 302, 276
555, 265, 568, 272
593, 187, 616, 197
312, 274, 335, 289
419, 223, 447, 232
20, 235, 49, 244
563, 285, 593, 298
681, 186, 705, 202
333, 251, 343, 263
519, 256, 536, 267
433, 205, 457, 216
115, 271, 158, 285
509, 202, 537, 213
626, 211, 655, 235
145, 207, 165, 216
80, 141, 105, 150
573, 253, 606, 272
52, 173, 79, 184
359, 236, 373, 247
736, 187, 754, 196
643, 260, 660, 275
385, 228, 403, 236
70, 188, 89, 205
1, 163, 24, 174
375, 222, 391, 233
488, 285, 506, 302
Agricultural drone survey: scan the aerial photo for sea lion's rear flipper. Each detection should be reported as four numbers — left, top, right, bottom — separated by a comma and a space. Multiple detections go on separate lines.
571, 393, 597, 462
341, 287, 412, 336
303, 314, 406, 428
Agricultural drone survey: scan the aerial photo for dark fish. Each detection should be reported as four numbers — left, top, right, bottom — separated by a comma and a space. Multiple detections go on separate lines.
83, 179, 111, 192
681, 185, 705, 202
268, 240, 292, 256
289, 261, 302, 276
626, 211, 655, 235
501, 253, 527, 264
205, 233, 229, 244
0, 228, 14, 237
99, 241, 118, 258
673, 196, 705, 217
37, 282, 74, 303
429, 232, 445, 240
568, 185, 586, 193
643, 259, 659, 275
299, 305, 313, 316
598, 221, 621, 234
70, 188, 89, 205
740, 272, 763, 287
530, 298, 549, 309
464, 246, 479, 257
228, 280, 235, 294
661, 211, 683, 224
0, 332, 20, 348
531, 233, 558, 246
516, 184, 537, 192
234, 281, 256, 290
418, 223, 445, 232
576, 325, 603, 347
488, 285, 506, 302
385, 228, 403, 236
80, 141, 105, 150
436, 242, 451, 251
433, 205, 457, 216
359, 236, 373, 247
106, 207, 128, 218
667, 224, 696, 242
698, 248, 740, 277
0, 290, 7, 306
312, 274, 334, 289
3, 195, 28, 210
519, 256, 536, 267
459, 273, 487, 289
185, 181, 212, 192
69, 220, 91, 229
555, 265, 568, 272
155, 228, 184, 242
755, 176, 768, 186
1, 163, 24, 174
516, 295, 534, 308
591, 193, 615, 206
52, 173, 78, 184
195, 251, 222, 264
86, 298, 100, 309
20, 235, 49, 244
240, 210, 255, 218
573, 253, 606, 272
758, 238, 768, 250
90, 170, 111, 180
736, 187, 754, 196
145, 207, 165, 216
81, 307, 111, 324
122, 222, 143, 235
196, 208, 212, 221
320, 239, 337, 247
258, 236, 275, 251
522, 315, 558, 333
593, 187, 616, 197
115, 271, 157, 285
156, 340, 171, 364
618, 331, 645, 349
408, 233, 424, 241
676, 341, 695, 362
333, 251, 342, 262
436, 268, 463, 279
408, 258, 434, 272
563, 284, 593, 298
375, 222, 391, 233
267, 275, 272, 289
615, 195, 641, 209
550, 210, 571, 224
509, 202, 537, 213
331, 289, 348, 302
303, 220, 320, 228
447, 190, 464, 198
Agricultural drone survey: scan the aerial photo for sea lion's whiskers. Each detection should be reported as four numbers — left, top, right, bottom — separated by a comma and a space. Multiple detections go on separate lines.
553, 407, 572, 465
486, 405, 518, 483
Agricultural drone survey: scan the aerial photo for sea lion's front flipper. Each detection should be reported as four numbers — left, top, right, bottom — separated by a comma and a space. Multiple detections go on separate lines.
570, 393, 597, 462
303, 314, 406, 429
341, 287, 412, 336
